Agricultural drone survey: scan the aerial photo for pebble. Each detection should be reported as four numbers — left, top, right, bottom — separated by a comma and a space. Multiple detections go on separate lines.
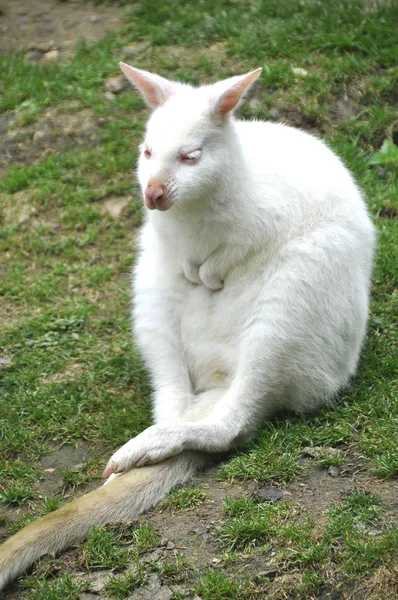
28, 40, 57, 53
104, 75, 127, 94
102, 196, 129, 219
255, 565, 278, 579
328, 466, 340, 477
166, 541, 175, 550
129, 573, 173, 600
76, 571, 111, 593
292, 66, 308, 76
252, 485, 284, 503
103, 91, 116, 102
90, 15, 100, 23
302, 446, 339, 459
25, 50, 43, 62
159, 537, 168, 547
142, 548, 163, 563
33, 130, 46, 142
42, 49, 60, 62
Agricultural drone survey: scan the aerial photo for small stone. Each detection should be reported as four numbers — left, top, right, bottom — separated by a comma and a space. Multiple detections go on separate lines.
42, 50, 60, 62
0, 25, 8, 33
328, 466, 340, 477
292, 66, 308, 76
159, 537, 168, 547
101, 196, 128, 219
302, 446, 339, 459
0, 359, 12, 368
84, 571, 111, 592
252, 485, 283, 503
80, 595, 99, 600
28, 40, 57, 53
16, 204, 37, 225
90, 15, 100, 22
25, 50, 43, 62
249, 98, 262, 111
104, 75, 127, 94
142, 548, 163, 563
166, 541, 175, 550
255, 565, 278, 579
103, 91, 116, 102
246, 481, 257, 492
129, 574, 173, 599
33, 130, 46, 142
172, 586, 190, 597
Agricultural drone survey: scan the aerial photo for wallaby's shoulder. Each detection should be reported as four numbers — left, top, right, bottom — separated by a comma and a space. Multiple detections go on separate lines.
234, 118, 327, 154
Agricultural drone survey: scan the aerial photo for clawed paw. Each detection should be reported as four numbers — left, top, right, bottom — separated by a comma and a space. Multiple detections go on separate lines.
102, 425, 184, 478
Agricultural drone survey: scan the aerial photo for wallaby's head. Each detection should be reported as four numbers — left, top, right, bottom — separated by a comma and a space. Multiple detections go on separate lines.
120, 63, 262, 212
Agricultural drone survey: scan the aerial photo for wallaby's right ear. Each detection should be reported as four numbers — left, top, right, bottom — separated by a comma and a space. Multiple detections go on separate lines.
119, 63, 177, 109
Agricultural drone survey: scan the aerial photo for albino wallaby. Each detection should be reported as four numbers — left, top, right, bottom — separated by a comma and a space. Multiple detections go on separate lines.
0, 63, 376, 591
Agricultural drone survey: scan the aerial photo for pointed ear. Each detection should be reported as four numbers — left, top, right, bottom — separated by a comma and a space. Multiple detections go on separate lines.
210, 68, 262, 118
119, 63, 178, 109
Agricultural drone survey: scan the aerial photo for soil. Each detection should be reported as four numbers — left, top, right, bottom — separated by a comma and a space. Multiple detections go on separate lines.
0, 0, 123, 56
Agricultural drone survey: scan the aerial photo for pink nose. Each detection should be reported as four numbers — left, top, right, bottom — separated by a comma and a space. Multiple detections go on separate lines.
145, 183, 169, 210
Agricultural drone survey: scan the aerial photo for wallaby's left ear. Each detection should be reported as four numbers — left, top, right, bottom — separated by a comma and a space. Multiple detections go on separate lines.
119, 63, 179, 109
210, 68, 262, 118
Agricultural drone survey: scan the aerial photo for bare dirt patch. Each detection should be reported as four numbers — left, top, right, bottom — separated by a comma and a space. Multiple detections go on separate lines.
38, 441, 91, 496
0, 297, 23, 329
0, 107, 101, 174
0, 0, 124, 57
287, 453, 398, 526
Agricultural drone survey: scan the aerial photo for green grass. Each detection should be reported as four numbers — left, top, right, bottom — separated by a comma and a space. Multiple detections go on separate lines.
154, 553, 192, 584
105, 563, 149, 598
217, 497, 293, 551
130, 522, 158, 553
194, 570, 242, 600
1, 0, 398, 598
81, 525, 130, 569
23, 573, 87, 600
162, 488, 208, 511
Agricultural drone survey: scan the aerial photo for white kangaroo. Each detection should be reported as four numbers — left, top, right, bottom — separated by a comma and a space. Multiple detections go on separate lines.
0, 63, 375, 591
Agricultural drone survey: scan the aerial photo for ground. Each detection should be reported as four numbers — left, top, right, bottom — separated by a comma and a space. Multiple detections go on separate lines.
0, 1, 398, 599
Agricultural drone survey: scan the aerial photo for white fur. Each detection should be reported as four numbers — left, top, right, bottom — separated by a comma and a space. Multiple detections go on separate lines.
105, 67, 376, 476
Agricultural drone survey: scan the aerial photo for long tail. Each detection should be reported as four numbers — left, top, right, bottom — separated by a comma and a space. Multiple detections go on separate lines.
0, 450, 208, 592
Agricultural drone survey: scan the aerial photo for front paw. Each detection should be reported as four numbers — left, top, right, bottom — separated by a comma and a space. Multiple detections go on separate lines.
183, 260, 201, 285
102, 425, 183, 477
199, 263, 224, 291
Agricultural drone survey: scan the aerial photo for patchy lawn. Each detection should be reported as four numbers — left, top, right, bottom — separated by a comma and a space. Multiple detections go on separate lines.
0, 0, 397, 598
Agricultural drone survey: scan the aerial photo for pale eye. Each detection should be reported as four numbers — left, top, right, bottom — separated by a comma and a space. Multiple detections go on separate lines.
144, 149, 151, 159
181, 149, 202, 164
